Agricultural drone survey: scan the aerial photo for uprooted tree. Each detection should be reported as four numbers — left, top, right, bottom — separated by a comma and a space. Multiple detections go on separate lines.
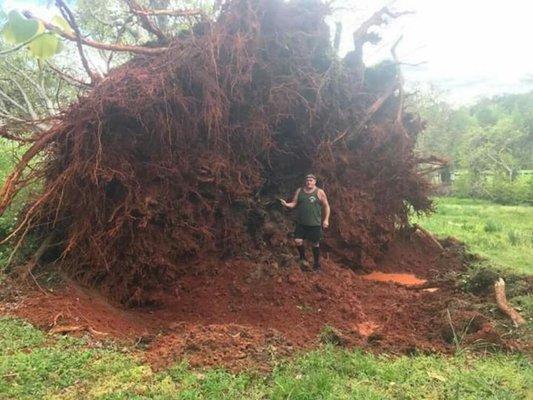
0, 0, 433, 303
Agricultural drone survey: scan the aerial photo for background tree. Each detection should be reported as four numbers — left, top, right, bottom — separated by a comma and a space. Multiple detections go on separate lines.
414, 89, 533, 204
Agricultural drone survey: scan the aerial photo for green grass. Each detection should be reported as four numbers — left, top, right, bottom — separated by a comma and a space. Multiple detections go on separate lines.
413, 197, 533, 275
0, 317, 531, 400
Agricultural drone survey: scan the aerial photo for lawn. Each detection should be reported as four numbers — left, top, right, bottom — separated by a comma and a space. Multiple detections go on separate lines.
0, 197, 532, 399
413, 197, 533, 275
1, 318, 531, 400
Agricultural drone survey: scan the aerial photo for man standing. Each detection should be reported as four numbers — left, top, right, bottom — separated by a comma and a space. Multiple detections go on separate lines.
280, 174, 330, 271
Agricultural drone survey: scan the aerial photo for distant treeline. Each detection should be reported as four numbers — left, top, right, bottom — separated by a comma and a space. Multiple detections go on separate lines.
414, 90, 533, 204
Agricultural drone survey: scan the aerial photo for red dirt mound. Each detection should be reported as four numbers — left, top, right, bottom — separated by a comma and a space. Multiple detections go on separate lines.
3, 232, 512, 372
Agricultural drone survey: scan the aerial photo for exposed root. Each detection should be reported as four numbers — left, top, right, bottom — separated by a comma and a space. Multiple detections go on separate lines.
1, 0, 431, 303
494, 278, 526, 327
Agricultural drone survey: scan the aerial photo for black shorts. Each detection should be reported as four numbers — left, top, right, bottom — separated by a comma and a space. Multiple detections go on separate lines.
294, 224, 322, 243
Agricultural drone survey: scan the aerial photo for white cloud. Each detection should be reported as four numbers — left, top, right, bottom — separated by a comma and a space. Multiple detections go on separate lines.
332, 0, 533, 102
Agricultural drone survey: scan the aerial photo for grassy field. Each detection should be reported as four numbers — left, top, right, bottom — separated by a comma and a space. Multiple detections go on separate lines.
413, 197, 533, 275
1, 318, 531, 400
0, 197, 532, 399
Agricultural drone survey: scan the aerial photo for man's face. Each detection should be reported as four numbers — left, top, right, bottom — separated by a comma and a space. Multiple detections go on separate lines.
305, 177, 316, 189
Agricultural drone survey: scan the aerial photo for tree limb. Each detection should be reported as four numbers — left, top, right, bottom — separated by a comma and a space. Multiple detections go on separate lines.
333, 22, 342, 53
348, 7, 413, 85
0, 33, 46, 56
9, 78, 38, 119
22, 11, 168, 55
0, 128, 57, 217
0, 84, 29, 115
391, 36, 409, 139
134, 8, 204, 17
46, 62, 91, 88
55, 0, 101, 84
350, 82, 397, 137
5, 60, 57, 114
124, 0, 167, 42
0, 127, 36, 142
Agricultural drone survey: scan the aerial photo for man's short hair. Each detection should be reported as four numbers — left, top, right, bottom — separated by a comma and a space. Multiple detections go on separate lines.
305, 174, 317, 180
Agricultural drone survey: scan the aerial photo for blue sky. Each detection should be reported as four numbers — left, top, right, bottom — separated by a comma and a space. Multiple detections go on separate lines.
4, 0, 533, 104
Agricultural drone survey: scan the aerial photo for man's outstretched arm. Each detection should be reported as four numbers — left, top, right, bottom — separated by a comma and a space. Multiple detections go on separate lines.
319, 189, 330, 228
280, 188, 300, 209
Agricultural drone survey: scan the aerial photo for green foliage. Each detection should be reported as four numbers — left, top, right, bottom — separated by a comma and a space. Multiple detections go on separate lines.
454, 173, 533, 205
2, 10, 43, 44
1, 10, 63, 60
27, 32, 62, 60
483, 220, 501, 233
415, 90, 533, 204
412, 197, 533, 274
0, 317, 47, 353
318, 324, 346, 346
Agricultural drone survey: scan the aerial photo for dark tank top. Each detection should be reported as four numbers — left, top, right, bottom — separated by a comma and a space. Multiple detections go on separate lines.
297, 188, 322, 226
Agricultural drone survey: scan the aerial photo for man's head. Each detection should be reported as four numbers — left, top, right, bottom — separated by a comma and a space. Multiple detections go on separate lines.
304, 174, 317, 189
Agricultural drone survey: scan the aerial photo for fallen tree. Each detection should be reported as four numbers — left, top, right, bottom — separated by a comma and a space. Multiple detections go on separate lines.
0, 0, 432, 303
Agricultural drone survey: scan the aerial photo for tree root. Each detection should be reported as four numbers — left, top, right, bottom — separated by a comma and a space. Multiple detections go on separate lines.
494, 278, 526, 327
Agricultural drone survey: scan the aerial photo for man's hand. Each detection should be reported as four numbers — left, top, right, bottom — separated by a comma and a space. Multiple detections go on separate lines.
279, 198, 289, 208
323, 220, 329, 229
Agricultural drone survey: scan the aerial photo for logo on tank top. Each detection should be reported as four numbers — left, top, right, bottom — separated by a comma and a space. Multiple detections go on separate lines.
309, 196, 317, 203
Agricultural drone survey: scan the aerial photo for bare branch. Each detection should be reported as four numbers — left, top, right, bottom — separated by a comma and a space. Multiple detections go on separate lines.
22, 11, 168, 55
333, 22, 342, 53
124, 0, 167, 42
55, 0, 101, 84
0, 85, 29, 115
46, 62, 91, 88
348, 82, 397, 139
0, 127, 57, 217
9, 77, 38, 119
0, 34, 46, 56
352, 7, 413, 47
134, 8, 204, 17
0, 126, 36, 142
5, 61, 56, 114
391, 36, 408, 139
0, 112, 26, 124
348, 6, 413, 84
105, 15, 135, 71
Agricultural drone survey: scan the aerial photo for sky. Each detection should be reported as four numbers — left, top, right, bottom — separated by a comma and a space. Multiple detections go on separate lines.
332, 0, 533, 104
3, 0, 533, 104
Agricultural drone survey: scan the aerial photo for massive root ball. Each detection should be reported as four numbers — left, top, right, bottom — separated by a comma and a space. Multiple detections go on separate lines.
5, 0, 431, 303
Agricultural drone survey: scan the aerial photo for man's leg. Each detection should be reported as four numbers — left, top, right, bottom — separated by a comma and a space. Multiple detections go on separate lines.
310, 225, 322, 271
295, 238, 305, 260
312, 243, 320, 270
294, 225, 306, 261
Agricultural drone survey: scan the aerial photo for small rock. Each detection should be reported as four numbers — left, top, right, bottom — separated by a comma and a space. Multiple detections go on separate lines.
287, 274, 299, 284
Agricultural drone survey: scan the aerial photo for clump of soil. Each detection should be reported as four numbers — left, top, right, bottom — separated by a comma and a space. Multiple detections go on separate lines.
466, 268, 500, 295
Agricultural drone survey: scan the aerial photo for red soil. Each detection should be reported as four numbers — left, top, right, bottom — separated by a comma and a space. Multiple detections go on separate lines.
1, 231, 509, 372
362, 272, 427, 286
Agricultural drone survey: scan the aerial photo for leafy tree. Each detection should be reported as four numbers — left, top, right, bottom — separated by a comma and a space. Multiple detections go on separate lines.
415, 89, 533, 204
